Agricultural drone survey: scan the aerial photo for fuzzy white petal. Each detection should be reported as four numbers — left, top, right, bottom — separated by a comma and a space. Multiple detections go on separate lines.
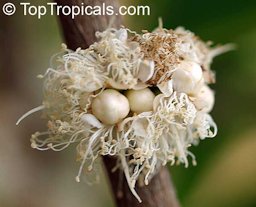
81, 114, 103, 128
137, 60, 155, 82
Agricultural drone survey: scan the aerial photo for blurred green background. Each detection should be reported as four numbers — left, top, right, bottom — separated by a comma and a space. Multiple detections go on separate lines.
0, 0, 256, 206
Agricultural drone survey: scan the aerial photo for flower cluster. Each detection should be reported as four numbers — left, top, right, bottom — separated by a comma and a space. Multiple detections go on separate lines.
17, 24, 231, 202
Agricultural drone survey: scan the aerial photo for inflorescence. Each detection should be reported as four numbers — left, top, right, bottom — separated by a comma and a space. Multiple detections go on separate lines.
17, 22, 232, 202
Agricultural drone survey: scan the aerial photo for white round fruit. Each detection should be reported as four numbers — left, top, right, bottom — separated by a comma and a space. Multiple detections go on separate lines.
125, 88, 155, 114
172, 61, 203, 94
193, 85, 214, 112
91, 89, 130, 125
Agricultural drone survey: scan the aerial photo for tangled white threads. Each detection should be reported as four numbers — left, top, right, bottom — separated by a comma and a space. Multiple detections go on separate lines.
17, 24, 231, 202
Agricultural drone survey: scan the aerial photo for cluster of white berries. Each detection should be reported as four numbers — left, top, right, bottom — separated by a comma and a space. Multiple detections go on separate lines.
17, 23, 232, 202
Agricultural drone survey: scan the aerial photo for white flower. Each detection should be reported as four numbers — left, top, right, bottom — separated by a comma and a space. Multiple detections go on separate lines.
119, 91, 198, 185
95, 28, 154, 90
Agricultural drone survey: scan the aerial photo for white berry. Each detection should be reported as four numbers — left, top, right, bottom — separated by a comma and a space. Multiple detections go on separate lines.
193, 85, 214, 112
92, 89, 130, 125
126, 88, 155, 114
172, 61, 203, 94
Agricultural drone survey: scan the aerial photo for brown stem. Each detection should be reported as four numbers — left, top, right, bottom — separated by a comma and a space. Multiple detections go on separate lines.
55, 0, 122, 49
104, 156, 180, 207
55, 0, 180, 206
